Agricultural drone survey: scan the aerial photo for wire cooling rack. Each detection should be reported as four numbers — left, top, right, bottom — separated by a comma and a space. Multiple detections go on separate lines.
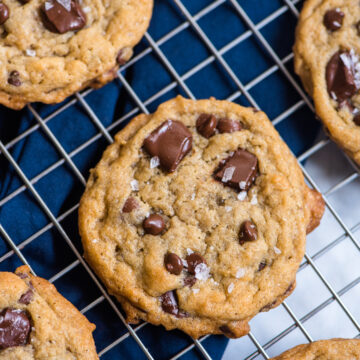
1, 0, 360, 359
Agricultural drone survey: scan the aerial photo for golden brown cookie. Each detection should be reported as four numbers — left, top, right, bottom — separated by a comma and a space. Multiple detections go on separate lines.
79, 96, 325, 338
271, 339, 360, 359
294, 0, 360, 165
0, 266, 98, 359
0, 0, 153, 109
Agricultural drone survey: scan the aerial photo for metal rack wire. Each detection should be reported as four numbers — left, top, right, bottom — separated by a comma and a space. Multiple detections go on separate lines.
0, 0, 360, 359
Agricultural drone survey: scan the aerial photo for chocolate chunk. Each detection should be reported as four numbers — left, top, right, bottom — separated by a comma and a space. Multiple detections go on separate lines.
160, 291, 179, 316
324, 8, 344, 31
164, 253, 183, 275
258, 261, 266, 271
143, 120, 192, 173
183, 275, 196, 287
0, 3, 9, 24
143, 214, 165, 235
116, 50, 127, 66
42, 0, 86, 34
8, 71, 21, 86
354, 113, 360, 126
185, 253, 206, 275
214, 149, 258, 191
326, 50, 358, 102
196, 114, 218, 138
239, 220, 257, 245
122, 197, 138, 213
18, 289, 34, 305
217, 118, 242, 133
0, 308, 31, 349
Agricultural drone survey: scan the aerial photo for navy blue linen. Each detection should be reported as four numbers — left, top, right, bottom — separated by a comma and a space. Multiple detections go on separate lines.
0, 0, 318, 358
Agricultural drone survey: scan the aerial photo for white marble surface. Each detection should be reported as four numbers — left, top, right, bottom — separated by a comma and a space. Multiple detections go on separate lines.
223, 134, 360, 359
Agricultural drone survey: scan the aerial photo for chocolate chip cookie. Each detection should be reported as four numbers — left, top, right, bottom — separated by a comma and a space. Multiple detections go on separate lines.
0, 266, 98, 359
294, 0, 360, 165
271, 339, 360, 359
79, 96, 325, 338
0, 0, 152, 109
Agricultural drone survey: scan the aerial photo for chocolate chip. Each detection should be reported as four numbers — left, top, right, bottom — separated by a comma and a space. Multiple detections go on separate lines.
239, 220, 257, 245
219, 325, 235, 337
8, 71, 21, 86
42, 0, 86, 34
196, 114, 218, 138
354, 113, 360, 126
143, 120, 192, 173
185, 253, 206, 275
160, 291, 179, 316
260, 299, 277, 312
16, 273, 29, 279
0, 3, 9, 25
258, 261, 266, 271
217, 118, 242, 133
143, 214, 165, 235
326, 50, 357, 102
184, 276, 196, 287
164, 253, 183, 275
0, 308, 31, 349
324, 8, 344, 31
122, 197, 138, 213
214, 149, 258, 191
116, 49, 127, 66
18, 289, 33, 305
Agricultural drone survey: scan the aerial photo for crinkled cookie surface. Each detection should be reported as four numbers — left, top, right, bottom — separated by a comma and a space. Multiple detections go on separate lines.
0, 0, 152, 109
79, 96, 324, 338
0, 266, 98, 360
272, 339, 360, 359
294, 0, 360, 164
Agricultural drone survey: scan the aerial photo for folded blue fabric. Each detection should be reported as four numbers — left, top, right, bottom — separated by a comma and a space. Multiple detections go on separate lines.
0, 0, 318, 359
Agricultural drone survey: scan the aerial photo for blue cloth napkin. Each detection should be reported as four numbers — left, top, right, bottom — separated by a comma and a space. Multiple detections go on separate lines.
0, 0, 318, 359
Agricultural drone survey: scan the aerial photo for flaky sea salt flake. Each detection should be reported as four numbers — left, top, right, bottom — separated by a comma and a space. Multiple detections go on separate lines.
228, 283, 234, 294
236, 268, 246, 279
222, 166, 235, 182
150, 156, 160, 169
237, 191, 247, 201
130, 180, 139, 191
274, 246, 282, 255
194, 263, 210, 281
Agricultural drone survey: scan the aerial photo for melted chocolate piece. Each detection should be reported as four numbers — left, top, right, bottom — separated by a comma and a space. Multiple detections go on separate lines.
219, 325, 236, 337
143, 214, 165, 235
326, 50, 357, 102
196, 114, 218, 138
217, 118, 242, 134
354, 113, 360, 126
160, 291, 178, 316
183, 275, 196, 287
164, 253, 183, 275
122, 197, 138, 213
0, 308, 31, 349
214, 149, 258, 191
0, 3, 9, 24
116, 49, 126, 66
258, 261, 266, 271
260, 299, 277, 312
239, 220, 257, 245
18, 289, 34, 305
8, 71, 21, 86
16, 273, 29, 279
42, 0, 86, 34
185, 253, 206, 275
324, 8, 344, 31
143, 120, 192, 173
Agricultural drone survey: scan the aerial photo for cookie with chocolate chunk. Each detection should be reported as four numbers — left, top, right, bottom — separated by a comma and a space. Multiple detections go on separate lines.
271, 339, 360, 359
79, 96, 325, 338
294, 0, 360, 165
0, 266, 98, 359
0, 0, 152, 109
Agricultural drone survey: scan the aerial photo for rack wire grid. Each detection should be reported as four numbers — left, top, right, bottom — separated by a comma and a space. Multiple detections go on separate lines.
1, 0, 360, 359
